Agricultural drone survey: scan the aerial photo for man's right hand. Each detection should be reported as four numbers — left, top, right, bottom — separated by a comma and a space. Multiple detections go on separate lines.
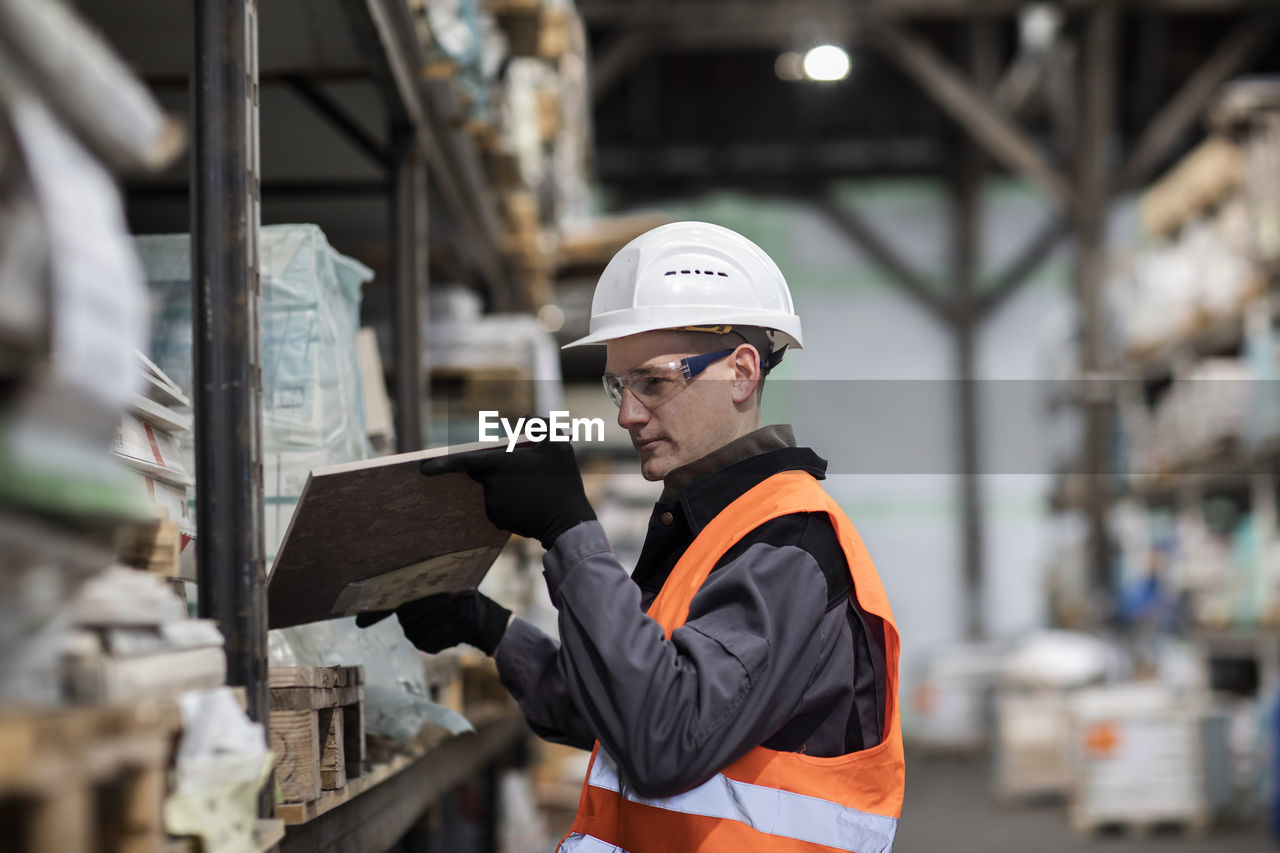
420, 441, 596, 550
355, 590, 511, 656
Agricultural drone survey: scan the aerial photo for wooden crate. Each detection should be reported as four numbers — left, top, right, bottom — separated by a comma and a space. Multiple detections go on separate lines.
0, 703, 179, 853
269, 666, 366, 813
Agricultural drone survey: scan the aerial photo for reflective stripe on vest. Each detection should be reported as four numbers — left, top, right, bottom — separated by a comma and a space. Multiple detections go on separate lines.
559, 834, 632, 853
559, 471, 904, 853
586, 750, 898, 853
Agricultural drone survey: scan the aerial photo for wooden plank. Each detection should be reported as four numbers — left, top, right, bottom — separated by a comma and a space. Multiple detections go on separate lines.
276, 785, 351, 825
270, 666, 341, 690
270, 685, 364, 712
873, 22, 1075, 212
1117, 15, 1277, 191
269, 665, 362, 691
319, 708, 347, 791
270, 710, 322, 804
266, 441, 512, 630
30, 784, 92, 853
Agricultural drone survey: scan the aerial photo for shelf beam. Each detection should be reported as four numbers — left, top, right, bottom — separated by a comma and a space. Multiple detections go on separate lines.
283, 75, 392, 171
279, 713, 526, 853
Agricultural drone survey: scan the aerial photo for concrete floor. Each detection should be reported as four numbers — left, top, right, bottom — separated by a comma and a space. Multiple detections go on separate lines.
896, 752, 1275, 853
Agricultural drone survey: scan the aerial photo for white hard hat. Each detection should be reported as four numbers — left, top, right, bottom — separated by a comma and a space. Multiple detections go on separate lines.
563, 221, 804, 353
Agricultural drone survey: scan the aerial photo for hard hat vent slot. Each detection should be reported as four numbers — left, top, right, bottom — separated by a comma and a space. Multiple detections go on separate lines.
664, 269, 730, 277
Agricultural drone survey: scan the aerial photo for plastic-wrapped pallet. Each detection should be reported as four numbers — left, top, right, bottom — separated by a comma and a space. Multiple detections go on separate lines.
1068, 683, 1232, 835
137, 224, 374, 562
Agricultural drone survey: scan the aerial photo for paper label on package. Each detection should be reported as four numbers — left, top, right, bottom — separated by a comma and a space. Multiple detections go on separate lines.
331, 546, 504, 614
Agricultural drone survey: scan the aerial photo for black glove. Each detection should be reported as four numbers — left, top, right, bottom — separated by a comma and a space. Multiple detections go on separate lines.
355, 590, 511, 655
421, 441, 596, 550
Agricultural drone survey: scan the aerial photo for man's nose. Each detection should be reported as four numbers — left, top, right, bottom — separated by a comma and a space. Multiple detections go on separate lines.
617, 389, 649, 430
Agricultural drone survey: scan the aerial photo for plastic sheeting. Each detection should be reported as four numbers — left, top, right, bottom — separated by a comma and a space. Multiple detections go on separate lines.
137, 223, 374, 562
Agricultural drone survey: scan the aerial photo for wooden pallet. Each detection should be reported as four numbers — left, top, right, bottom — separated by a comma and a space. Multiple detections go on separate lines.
1070, 810, 1210, 839
0, 703, 180, 853
269, 666, 366, 817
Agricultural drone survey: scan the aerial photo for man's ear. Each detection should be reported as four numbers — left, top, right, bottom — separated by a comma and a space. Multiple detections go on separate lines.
730, 344, 762, 404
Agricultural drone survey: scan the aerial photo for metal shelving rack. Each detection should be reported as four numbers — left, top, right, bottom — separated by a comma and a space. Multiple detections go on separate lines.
73, 0, 527, 848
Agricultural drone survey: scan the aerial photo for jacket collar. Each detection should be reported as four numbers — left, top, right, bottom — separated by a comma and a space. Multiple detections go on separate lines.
661, 425, 828, 534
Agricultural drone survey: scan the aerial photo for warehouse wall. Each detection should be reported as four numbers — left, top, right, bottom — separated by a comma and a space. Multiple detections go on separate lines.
654, 183, 1074, 728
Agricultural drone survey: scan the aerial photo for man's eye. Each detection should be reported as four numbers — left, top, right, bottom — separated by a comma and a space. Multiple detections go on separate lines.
636, 376, 671, 396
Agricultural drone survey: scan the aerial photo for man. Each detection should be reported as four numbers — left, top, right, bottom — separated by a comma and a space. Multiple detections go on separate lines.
364, 222, 904, 852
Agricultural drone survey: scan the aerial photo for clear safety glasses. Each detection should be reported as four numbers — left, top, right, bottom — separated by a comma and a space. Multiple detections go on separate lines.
602, 348, 736, 410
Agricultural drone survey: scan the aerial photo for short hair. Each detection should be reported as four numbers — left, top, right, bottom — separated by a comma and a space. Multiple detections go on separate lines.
666, 328, 770, 402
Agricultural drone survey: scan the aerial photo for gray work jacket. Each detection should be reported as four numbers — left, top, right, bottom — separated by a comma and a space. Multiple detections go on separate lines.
494, 425, 887, 799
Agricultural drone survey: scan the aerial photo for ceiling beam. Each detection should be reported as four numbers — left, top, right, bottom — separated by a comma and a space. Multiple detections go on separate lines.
596, 137, 947, 182
591, 28, 652, 103
282, 75, 391, 170
872, 22, 1076, 213
579, 0, 1260, 22
1115, 14, 1278, 191
818, 195, 954, 325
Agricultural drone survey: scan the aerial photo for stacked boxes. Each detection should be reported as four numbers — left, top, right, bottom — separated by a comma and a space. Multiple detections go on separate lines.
1069, 684, 1232, 835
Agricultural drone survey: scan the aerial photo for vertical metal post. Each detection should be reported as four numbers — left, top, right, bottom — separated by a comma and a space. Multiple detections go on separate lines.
953, 19, 997, 642
953, 178, 983, 642
391, 127, 428, 452
1078, 1, 1118, 607
192, 0, 266, 725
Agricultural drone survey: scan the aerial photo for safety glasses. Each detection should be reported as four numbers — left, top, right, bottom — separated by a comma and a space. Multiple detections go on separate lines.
602, 348, 736, 410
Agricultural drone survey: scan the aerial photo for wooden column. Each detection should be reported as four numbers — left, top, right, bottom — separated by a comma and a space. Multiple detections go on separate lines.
1077, 0, 1118, 604
954, 19, 998, 642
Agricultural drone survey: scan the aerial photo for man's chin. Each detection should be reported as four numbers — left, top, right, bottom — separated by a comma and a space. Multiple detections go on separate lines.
638, 449, 675, 481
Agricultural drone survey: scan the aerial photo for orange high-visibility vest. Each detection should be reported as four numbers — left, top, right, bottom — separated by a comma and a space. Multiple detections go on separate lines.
559, 471, 905, 853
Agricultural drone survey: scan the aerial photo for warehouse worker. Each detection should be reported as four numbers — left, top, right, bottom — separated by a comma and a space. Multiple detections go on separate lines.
364, 222, 904, 852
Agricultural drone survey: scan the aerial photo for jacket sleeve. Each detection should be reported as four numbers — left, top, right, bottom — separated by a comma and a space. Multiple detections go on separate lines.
493, 616, 597, 749
494, 519, 840, 798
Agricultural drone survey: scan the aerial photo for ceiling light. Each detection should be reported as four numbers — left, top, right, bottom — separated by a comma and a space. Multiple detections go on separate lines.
802, 44, 850, 82
775, 51, 805, 82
